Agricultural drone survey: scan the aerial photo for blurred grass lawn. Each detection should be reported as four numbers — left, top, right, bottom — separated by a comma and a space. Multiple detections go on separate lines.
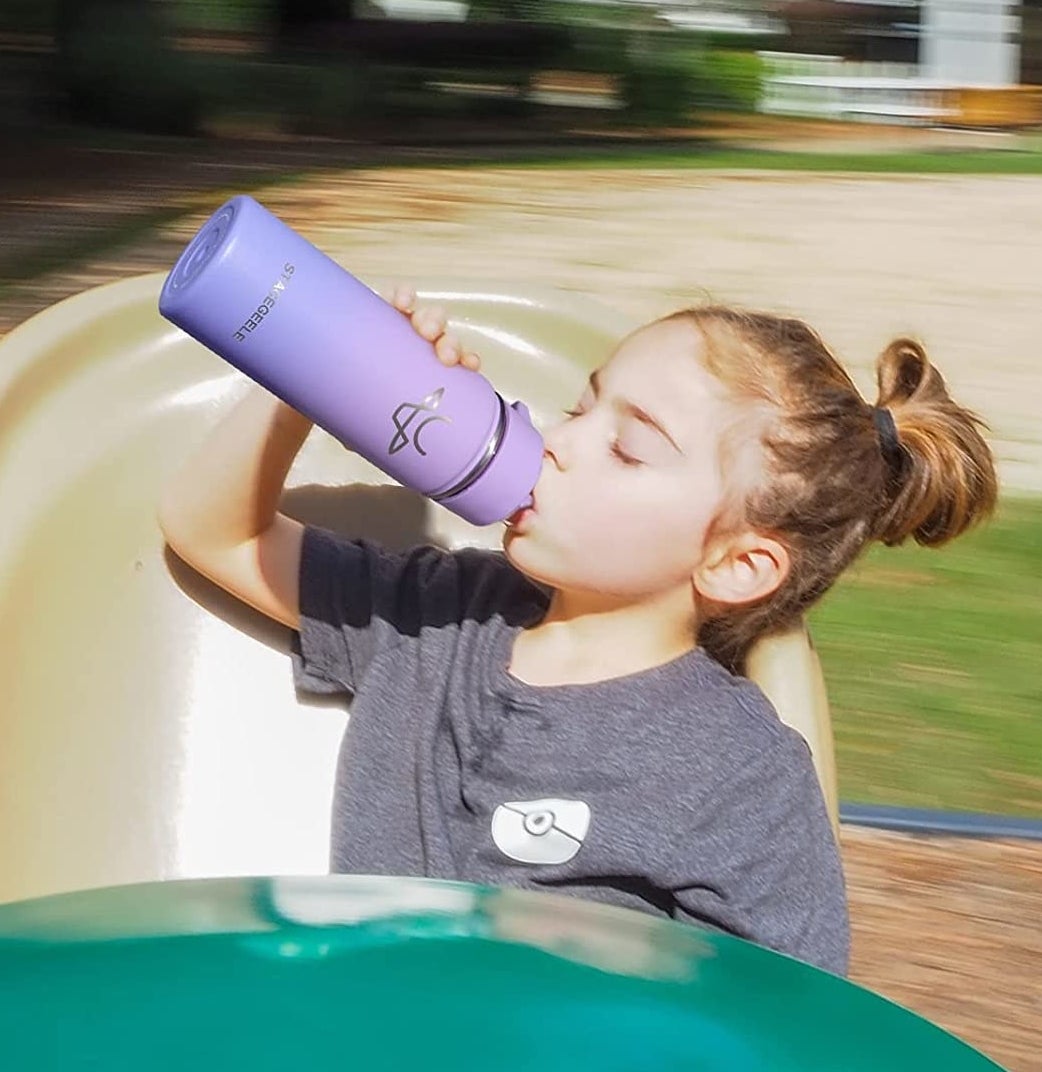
511, 146, 1042, 174
811, 495, 1042, 817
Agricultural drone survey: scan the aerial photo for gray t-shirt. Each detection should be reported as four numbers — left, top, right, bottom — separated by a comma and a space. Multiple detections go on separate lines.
293, 525, 850, 976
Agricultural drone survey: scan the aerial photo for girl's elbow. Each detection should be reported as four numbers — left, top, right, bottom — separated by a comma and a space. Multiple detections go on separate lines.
157, 486, 204, 565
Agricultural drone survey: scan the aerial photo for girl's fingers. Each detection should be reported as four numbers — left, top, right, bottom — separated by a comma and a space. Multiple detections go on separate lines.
383, 292, 477, 369
435, 332, 463, 366
388, 283, 416, 313
412, 305, 448, 342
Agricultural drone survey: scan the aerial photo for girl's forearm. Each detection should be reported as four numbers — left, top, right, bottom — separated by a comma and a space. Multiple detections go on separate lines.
160, 386, 313, 552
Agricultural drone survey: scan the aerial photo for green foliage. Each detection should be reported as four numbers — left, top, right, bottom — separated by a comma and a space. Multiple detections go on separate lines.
274, 57, 389, 134
0, 0, 57, 34
618, 51, 699, 125
466, 0, 555, 20
700, 49, 764, 113
616, 33, 764, 124
55, 2, 203, 134
170, 1, 271, 33
35, 0, 767, 136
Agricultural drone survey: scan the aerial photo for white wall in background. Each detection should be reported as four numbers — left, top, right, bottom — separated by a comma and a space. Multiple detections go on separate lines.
920, 0, 1021, 86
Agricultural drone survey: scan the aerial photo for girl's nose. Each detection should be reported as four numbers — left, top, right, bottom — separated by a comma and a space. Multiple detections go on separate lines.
542, 419, 570, 471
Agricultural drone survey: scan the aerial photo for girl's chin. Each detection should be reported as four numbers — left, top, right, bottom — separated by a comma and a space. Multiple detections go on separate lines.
503, 548, 576, 600
502, 538, 548, 579
501, 533, 528, 566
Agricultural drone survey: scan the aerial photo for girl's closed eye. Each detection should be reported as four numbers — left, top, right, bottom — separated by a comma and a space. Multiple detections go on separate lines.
612, 418, 667, 467
563, 405, 647, 466
610, 440, 643, 467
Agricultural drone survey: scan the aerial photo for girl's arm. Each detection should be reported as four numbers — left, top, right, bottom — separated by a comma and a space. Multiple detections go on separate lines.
159, 388, 311, 630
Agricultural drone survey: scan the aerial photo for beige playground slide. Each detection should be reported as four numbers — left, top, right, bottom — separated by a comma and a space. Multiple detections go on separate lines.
0, 273, 838, 906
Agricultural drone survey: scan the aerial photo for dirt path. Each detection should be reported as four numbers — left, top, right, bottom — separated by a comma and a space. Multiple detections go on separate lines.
842, 827, 1042, 1071
2, 162, 1041, 1069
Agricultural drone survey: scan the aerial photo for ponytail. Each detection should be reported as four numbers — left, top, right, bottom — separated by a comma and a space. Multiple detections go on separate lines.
872, 339, 997, 547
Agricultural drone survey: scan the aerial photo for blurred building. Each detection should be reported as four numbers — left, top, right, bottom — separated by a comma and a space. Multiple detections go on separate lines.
762, 0, 1041, 124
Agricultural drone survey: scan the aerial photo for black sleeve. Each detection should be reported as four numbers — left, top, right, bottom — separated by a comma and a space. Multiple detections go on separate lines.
291, 525, 455, 696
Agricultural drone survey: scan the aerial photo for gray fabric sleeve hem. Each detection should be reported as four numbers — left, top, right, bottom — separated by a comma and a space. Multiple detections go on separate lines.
292, 526, 368, 696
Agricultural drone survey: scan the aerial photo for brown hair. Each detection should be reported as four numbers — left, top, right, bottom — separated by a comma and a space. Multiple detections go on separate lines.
667, 307, 998, 673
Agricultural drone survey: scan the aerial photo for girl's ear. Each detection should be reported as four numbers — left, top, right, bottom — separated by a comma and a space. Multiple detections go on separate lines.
693, 532, 790, 607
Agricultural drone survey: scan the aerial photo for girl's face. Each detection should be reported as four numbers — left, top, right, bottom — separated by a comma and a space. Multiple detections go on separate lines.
504, 319, 738, 604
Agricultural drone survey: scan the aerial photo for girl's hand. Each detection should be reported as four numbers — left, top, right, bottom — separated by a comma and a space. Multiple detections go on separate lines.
387, 283, 482, 371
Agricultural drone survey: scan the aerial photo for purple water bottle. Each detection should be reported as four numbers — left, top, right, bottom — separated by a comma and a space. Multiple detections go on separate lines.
158, 195, 542, 526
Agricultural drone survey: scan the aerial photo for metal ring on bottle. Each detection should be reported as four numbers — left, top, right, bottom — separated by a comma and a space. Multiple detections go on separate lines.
430, 393, 508, 503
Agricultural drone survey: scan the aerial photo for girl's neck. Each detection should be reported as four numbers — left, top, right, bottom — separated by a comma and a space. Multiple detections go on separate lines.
509, 584, 698, 688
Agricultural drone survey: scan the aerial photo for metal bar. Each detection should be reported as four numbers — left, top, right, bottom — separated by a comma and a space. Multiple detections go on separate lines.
840, 802, 1042, 841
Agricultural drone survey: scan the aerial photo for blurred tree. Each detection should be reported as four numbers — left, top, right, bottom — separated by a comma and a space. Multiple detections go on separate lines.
273, 0, 355, 50
0, 0, 56, 34
466, 0, 554, 22
52, 0, 202, 133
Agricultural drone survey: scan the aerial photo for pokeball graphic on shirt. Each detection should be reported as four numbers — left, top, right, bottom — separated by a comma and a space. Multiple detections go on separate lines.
491, 798, 591, 865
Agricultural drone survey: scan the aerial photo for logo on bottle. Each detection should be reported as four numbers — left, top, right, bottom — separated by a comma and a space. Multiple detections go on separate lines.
233, 262, 295, 342
388, 387, 452, 456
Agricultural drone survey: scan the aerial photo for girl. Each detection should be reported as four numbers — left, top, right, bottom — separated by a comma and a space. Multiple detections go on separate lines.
159, 285, 997, 978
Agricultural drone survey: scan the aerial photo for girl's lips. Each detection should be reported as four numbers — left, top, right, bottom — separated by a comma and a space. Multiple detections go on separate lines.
506, 499, 537, 528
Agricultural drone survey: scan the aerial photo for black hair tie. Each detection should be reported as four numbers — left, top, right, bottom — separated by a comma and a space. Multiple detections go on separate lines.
871, 406, 909, 484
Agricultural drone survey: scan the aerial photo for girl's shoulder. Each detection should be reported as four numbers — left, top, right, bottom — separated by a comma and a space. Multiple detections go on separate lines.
446, 544, 551, 624
300, 528, 547, 632
662, 651, 817, 780
691, 651, 793, 734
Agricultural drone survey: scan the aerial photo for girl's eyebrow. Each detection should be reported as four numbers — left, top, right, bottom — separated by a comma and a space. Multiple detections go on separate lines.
589, 369, 682, 454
